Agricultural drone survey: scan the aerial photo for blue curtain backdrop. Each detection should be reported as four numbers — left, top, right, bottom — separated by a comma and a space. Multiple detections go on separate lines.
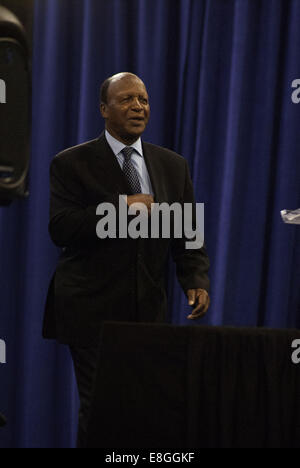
0, 0, 299, 448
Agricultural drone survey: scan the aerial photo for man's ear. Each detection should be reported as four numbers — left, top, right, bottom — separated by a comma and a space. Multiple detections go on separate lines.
100, 102, 108, 118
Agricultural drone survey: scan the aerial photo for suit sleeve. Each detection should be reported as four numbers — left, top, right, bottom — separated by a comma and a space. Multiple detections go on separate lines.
170, 159, 210, 294
48, 155, 119, 248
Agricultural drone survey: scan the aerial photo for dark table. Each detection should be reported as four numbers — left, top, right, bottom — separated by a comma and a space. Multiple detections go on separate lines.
87, 322, 300, 448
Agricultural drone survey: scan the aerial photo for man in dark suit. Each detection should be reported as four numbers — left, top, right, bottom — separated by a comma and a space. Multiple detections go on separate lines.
43, 72, 210, 447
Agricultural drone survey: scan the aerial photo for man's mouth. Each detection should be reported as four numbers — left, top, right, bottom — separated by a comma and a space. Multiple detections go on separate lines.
129, 117, 144, 122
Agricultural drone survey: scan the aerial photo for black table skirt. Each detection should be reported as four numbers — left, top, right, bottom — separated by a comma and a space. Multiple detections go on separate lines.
87, 322, 300, 448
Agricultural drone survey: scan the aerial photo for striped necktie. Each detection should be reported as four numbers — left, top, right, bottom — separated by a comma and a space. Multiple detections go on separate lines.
122, 147, 142, 194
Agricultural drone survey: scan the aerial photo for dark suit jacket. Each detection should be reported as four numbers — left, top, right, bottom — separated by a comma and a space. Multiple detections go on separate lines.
43, 133, 210, 346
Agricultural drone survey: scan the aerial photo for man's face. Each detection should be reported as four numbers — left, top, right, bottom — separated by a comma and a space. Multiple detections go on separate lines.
100, 76, 150, 144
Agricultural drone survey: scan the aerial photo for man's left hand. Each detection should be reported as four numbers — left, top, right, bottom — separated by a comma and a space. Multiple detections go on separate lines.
187, 288, 210, 320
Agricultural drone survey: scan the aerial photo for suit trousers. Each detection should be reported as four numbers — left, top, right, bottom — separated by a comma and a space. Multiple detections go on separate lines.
69, 345, 100, 448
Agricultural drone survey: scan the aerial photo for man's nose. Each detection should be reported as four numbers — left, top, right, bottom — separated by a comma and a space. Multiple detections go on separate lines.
131, 97, 143, 111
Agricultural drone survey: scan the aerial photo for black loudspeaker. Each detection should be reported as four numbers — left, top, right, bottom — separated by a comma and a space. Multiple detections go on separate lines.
0, 5, 30, 205
0, 412, 6, 427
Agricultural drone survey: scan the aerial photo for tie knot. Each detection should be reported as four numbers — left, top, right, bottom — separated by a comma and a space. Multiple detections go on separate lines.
122, 146, 134, 161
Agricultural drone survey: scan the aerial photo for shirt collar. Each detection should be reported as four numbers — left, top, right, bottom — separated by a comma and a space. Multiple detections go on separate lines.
105, 129, 143, 157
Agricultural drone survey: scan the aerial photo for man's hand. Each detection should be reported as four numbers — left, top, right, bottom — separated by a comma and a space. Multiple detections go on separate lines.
187, 288, 210, 320
127, 194, 154, 215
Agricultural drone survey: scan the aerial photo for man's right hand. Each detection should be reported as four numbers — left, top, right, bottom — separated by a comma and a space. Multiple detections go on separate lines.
126, 194, 154, 215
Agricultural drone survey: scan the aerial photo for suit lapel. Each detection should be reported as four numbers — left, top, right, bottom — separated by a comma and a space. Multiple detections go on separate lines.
94, 134, 167, 200
142, 142, 165, 202
95, 132, 132, 194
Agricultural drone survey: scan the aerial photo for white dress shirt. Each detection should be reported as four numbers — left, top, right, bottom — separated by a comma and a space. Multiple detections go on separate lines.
105, 129, 154, 195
